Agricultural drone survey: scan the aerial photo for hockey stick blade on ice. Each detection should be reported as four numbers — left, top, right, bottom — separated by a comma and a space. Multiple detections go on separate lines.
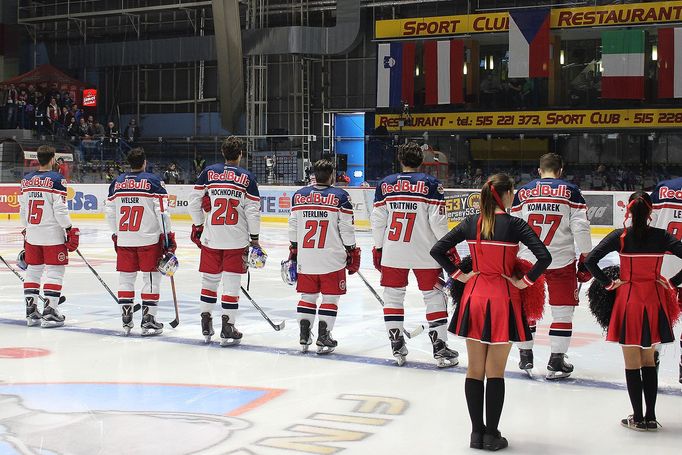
75, 249, 141, 313
356, 271, 425, 339
1, 254, 66, 305
240, 286, 285, 331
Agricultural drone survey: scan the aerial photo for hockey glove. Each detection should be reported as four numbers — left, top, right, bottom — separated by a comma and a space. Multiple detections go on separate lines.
577, 254, 592, 283
112, 234, 118, 252
372, 247, 382, 272
65, 227, 80, 252
346, 247, 361, 275
446, 247, 460, 267
190, 224, 204, 248
201, 194, 211, 213
288, 244, 298, 262
162, 232, 177, 254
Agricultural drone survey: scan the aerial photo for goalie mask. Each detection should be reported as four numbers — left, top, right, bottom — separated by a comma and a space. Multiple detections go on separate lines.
16, 250, 27, 271
157, 252, 179, 277
249, 246, 268, 269
281, 259, 297, 286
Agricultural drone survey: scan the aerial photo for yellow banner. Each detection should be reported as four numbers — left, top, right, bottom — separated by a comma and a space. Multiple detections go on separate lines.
375, 109, 682, 131
375, 1, 682, 39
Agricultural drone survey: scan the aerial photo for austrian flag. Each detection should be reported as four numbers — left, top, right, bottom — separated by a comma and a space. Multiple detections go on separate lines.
508, 8, 550, 78
423, 39, 464, 105
658, 27, 682, 99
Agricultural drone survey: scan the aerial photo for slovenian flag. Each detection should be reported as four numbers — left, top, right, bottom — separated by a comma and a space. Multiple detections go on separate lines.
658, 28, 682, 99
423, 39, 464, 105
601, 29, 645, 99
508, 8, 550, 78
376, 42, 416, 108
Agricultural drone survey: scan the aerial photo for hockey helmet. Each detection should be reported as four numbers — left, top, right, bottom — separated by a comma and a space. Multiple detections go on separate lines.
157, 252, 179, 277
249, 246, 268, 269
16, 250, 27, 271
281, 259, 298, 285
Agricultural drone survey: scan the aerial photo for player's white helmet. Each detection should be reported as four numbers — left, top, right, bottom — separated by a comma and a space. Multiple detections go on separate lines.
16, 250, 27, 271
157, 252, 179, 277
249, 246, 268, 269
280, 259, 297, 285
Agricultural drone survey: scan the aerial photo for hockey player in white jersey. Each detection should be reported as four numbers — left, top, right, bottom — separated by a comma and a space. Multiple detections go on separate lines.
650, 177, 682, 383
512, 153, 592, 379
105, 148, 176, 336
371, 142, 458, 367
286, 159, 360, 354
188, 136, 262, 346
19, 145, 79, 327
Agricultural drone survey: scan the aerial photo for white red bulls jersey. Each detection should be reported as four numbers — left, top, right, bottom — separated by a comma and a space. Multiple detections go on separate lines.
19, 170, 72, 246
511, 178, 591, 269
650, 177, 682, 280
105, 172, 170, 247
371, 172, 448, 269
289, 185, 356, 274
188, 164, 260, 250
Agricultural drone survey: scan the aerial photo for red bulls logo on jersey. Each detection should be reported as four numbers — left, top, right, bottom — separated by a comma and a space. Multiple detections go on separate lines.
658, 186, 682, 200
207, 170, 250, 186
294, 192, 340, 206
517, 183, 571, 202
21, 176, 55, 189
114, 179, 152, 191
381, 180, 429, 196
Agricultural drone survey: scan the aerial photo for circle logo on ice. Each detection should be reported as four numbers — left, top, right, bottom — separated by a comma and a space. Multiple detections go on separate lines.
0, 347, 51, 359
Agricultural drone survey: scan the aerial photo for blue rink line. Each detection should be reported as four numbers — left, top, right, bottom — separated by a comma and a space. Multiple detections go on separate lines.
1, 317, 681, 398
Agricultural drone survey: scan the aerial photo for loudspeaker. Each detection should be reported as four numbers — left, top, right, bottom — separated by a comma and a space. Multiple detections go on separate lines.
336, 153, 348, 172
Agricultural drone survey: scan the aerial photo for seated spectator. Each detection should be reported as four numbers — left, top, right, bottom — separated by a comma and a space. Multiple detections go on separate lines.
124, 118, 141, 144
163, 162, 182, 184
61, 91, 73, 109
105, 121, 119, 137
78, 117, 91, 138
66, 117, 80, 140
71, 104, 83, 123
91, 119, 105, 139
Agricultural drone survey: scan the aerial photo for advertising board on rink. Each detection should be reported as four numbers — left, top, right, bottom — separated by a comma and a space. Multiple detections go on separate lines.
375, 109, 682, 132
375, 1, 682, 39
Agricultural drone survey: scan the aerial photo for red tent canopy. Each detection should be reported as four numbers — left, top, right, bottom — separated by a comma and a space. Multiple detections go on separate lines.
0, 64, 91, 105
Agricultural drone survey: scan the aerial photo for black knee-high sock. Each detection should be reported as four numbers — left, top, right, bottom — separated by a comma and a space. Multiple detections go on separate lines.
625, 369, 643, 421
641, 366, 658, 420
465, 378, 485, 433
485, 378, 505, 434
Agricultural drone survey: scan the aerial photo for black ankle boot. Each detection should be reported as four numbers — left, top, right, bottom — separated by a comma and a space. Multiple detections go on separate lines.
483, 430, 508, 451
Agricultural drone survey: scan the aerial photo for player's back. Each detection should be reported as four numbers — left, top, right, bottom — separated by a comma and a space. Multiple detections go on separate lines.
512, 178, 589, 268
373, 172, 446, 269
197, 163, 260, 250
107, 172, 166, 247
290, 185, 355, 274
651, 177, 682, 278
20, 170, 70, 246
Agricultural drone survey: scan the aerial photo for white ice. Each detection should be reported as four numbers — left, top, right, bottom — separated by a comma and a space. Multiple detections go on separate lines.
0, 220, 680, 455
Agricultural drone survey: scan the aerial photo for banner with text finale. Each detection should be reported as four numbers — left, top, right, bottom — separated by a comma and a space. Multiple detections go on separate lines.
375, 1, 682, 39
374, 109, 682, 132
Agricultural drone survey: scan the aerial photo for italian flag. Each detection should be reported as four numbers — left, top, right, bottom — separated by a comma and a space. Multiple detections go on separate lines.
601, 29, 645, 99
658, 28, 682, 99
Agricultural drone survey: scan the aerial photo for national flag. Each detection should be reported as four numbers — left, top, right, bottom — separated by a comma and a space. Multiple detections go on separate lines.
376, 42, 416, 108
508, 8, 550, 78
601, 29, 645, 99
423, 39, 464, 105
658, 27, 682, 98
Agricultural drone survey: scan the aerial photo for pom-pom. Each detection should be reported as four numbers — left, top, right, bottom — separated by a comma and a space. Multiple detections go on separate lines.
587, 265, 620, 330
664, 286, 681, 327
514, 258, 546, 321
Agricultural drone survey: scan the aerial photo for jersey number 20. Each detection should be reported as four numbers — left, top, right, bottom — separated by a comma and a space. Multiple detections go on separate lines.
119, 206, 144, 232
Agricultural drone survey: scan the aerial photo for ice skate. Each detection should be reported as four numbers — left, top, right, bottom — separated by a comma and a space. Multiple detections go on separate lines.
140, 307, 163, 336
315, 321, 337, 355
25, 297, 42, 327
40, 305, 65, 328
389, 328, 407, 367
620, 415, 647, 431
220, 315, 242, 346
299, 319, 313, 353
483, 430, 508, 451
201, 312, 214, 343
645, 419, 661, 431
546, 353, 573, 380
519, 349, 534, 377
429, 330, 458, 368
121, 304, 134, 336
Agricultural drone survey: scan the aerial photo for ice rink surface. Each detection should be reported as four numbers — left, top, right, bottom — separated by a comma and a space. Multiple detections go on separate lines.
0, 220, 681, 455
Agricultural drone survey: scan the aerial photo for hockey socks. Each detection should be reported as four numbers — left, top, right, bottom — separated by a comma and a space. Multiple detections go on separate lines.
464, 378, 485, 433
641, 366, 658, 421
625, 369, 644, 422
485, 378, 505, 435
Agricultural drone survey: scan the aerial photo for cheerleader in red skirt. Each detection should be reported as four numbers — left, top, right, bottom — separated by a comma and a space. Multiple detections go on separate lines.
585, 191, 682, 431
431, 173, 551, 451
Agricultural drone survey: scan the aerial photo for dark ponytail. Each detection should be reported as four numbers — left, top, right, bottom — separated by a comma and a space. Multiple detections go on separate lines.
621, 191, 652, 250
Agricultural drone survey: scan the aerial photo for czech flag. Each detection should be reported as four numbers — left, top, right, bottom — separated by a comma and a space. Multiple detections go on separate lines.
508, 8, 550, 78
658, 27, 682, 99
376, 42, 416, 108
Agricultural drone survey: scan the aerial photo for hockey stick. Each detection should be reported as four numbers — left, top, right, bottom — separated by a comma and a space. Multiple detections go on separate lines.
75, 249, 140, 312
158, 196, 180, 328
356, 271, 425, 339
240, 286, 285, 331
0, 254, 66, 305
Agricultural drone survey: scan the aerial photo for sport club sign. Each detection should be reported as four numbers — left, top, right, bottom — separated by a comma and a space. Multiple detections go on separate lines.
375, 1, 682, 39
375, 109, 682, 132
